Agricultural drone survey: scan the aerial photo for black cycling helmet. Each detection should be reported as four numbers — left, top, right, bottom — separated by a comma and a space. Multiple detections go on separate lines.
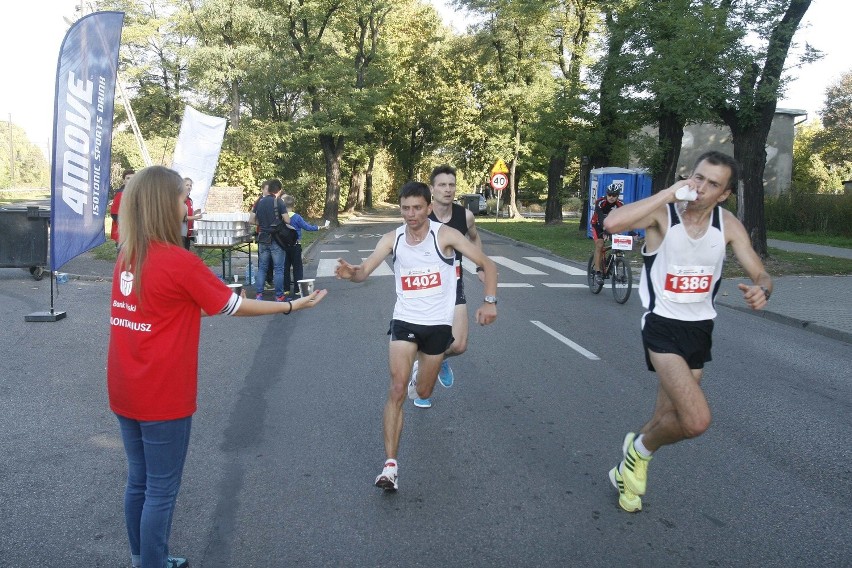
605, 183, 621, 196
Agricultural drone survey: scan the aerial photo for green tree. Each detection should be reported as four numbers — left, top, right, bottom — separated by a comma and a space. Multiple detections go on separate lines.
791, 120, 842, 193
103, 0, 190, 138
617, 0, 737, 193
546, 1, 597, 223
459, 0, 556, 218
0, 122, 49, 188
713, 0, 813, 256
817, 69, 852, 167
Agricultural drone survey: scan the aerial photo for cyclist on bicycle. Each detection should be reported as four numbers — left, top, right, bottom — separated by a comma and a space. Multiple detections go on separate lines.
591, 183, 624, 285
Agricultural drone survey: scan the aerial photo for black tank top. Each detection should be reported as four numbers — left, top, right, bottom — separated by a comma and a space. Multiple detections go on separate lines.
429, 203, 468, 262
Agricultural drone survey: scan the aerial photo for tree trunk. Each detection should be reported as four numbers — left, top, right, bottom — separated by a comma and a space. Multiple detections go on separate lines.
731, 123, 771, 257
230, 79, 240, 128
365, 153, 375, 209
320, 134, 344, 226
506, 115, 521, 218
654, 109, 685, 193
344, 163, 365, 213
717, 0, 812, 257
545, 149, 566, 223
578, 157, 592, 233
343, 165, 358, 214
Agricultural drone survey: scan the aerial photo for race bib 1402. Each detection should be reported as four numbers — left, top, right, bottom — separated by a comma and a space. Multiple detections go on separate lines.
400, 265, 443, 298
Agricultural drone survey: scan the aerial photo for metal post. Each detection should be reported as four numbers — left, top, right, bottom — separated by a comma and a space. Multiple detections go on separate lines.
8, 114, 14, 189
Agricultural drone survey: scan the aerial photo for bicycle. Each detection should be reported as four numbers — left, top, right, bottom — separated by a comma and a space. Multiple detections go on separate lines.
587, 233, 633, 304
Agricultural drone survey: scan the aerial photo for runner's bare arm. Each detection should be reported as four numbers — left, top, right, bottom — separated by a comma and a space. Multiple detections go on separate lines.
723, 210, 772, 310
335, 231, 395, 283
604, 182, 686, 235
441, 227, 497, 325
464, 209, 482, 249
464, 209, 486, 282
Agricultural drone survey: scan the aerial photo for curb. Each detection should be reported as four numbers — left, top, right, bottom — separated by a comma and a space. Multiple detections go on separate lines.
715, 299, 852, 345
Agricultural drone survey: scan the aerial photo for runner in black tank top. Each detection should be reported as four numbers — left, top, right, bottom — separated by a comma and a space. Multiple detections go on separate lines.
424, 164, 488, 400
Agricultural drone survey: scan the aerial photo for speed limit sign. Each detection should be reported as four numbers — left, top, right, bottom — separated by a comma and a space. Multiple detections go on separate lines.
490, 172, 508, 191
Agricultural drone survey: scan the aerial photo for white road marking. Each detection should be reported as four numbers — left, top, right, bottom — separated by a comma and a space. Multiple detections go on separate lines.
315, 258, 393, 278
525, 257, 586, 276
530, 321, 600, 360
321, 250, 349, 253
498, 283, 534, 288
542, 283, 588, 288
491, 256, 547, 275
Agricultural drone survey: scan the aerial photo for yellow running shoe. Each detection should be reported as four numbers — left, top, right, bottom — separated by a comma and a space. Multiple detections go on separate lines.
608, 466, 641, 512
620, 432, 651, 496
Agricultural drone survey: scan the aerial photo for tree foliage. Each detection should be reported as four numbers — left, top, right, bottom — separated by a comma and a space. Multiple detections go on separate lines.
83, 0, 817, 244
0, 122, 49, 188
817, 69, 852, 166
791, 120, 843, 194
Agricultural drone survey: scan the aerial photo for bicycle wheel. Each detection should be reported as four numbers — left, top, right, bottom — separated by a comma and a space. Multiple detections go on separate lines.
587, 255, 603, 294
611, 256, 632, 304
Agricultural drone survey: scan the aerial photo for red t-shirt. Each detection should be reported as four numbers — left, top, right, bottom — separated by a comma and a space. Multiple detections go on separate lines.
107, 242, 234, 420
110, 191, 123, 242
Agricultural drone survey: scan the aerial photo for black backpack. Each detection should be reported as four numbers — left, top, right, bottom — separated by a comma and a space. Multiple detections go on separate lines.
272, 199, 299, 247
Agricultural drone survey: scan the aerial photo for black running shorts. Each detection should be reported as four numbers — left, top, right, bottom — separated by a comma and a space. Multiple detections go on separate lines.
641, 312, 714, 372
455, 275, 466, 306
388, 320, 454, 356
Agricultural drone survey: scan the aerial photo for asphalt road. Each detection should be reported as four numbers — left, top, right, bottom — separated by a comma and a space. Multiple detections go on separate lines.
0, 219, 849, 567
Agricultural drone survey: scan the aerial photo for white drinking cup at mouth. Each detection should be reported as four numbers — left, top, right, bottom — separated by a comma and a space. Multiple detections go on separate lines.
675, 186, 698, 201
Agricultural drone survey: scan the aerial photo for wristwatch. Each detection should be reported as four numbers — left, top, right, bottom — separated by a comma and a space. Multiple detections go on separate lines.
760, 286, 771, 301
484, 295, 497, 305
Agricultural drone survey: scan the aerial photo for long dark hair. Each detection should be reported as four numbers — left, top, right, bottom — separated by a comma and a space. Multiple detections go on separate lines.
118, 166, 184, 297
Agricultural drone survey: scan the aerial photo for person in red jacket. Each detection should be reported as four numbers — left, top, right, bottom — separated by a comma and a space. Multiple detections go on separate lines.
180, 177, 203, 249
109, 169, 134, 246
108, 166, 327, 568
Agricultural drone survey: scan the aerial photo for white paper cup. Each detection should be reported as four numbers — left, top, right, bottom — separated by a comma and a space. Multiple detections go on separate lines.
297, 279, 315, 297
227, 282, 243, 296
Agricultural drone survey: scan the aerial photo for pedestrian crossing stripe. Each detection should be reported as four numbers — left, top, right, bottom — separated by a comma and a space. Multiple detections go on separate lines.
491, 256, 547, 275
314, 251, 631, 285
316, 258, 393, 278
524, 257, 587, 276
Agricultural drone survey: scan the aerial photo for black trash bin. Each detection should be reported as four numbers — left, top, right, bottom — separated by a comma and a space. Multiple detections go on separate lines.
461, 194, 486, 215
0, 205, 50, 280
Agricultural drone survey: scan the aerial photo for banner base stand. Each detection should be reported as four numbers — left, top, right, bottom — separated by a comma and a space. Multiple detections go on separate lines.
25, 310, 67, 322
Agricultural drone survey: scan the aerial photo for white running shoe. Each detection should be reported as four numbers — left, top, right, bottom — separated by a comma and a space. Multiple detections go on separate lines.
407, 360, 419, 400
375, 461, 398, 491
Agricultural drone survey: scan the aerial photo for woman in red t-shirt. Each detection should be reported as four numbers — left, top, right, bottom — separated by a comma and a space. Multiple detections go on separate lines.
108, 166, 327, 568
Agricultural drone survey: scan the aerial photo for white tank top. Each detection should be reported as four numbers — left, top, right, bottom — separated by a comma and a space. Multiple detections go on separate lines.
639, 203, 726, 321
392, 220, 457, 326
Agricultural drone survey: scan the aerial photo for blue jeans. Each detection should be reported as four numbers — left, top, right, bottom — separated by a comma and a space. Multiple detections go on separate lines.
117, 414, 192, 568
256, 240, 286, 298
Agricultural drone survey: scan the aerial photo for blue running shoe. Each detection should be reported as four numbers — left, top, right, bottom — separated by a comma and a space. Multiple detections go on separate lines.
413, 397, 432, 408
166, 557, 189, 568
438, 360, 454, 388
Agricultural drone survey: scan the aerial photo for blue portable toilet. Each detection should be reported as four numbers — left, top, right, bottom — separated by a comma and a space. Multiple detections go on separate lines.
587, 167, 636, 238
630, 170, 652, 238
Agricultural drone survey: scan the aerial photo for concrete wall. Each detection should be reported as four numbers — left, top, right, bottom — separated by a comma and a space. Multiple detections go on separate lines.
631, 108, 806, 196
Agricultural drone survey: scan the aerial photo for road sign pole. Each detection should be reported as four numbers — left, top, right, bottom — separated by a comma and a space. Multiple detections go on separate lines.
495, 191, 501, 222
